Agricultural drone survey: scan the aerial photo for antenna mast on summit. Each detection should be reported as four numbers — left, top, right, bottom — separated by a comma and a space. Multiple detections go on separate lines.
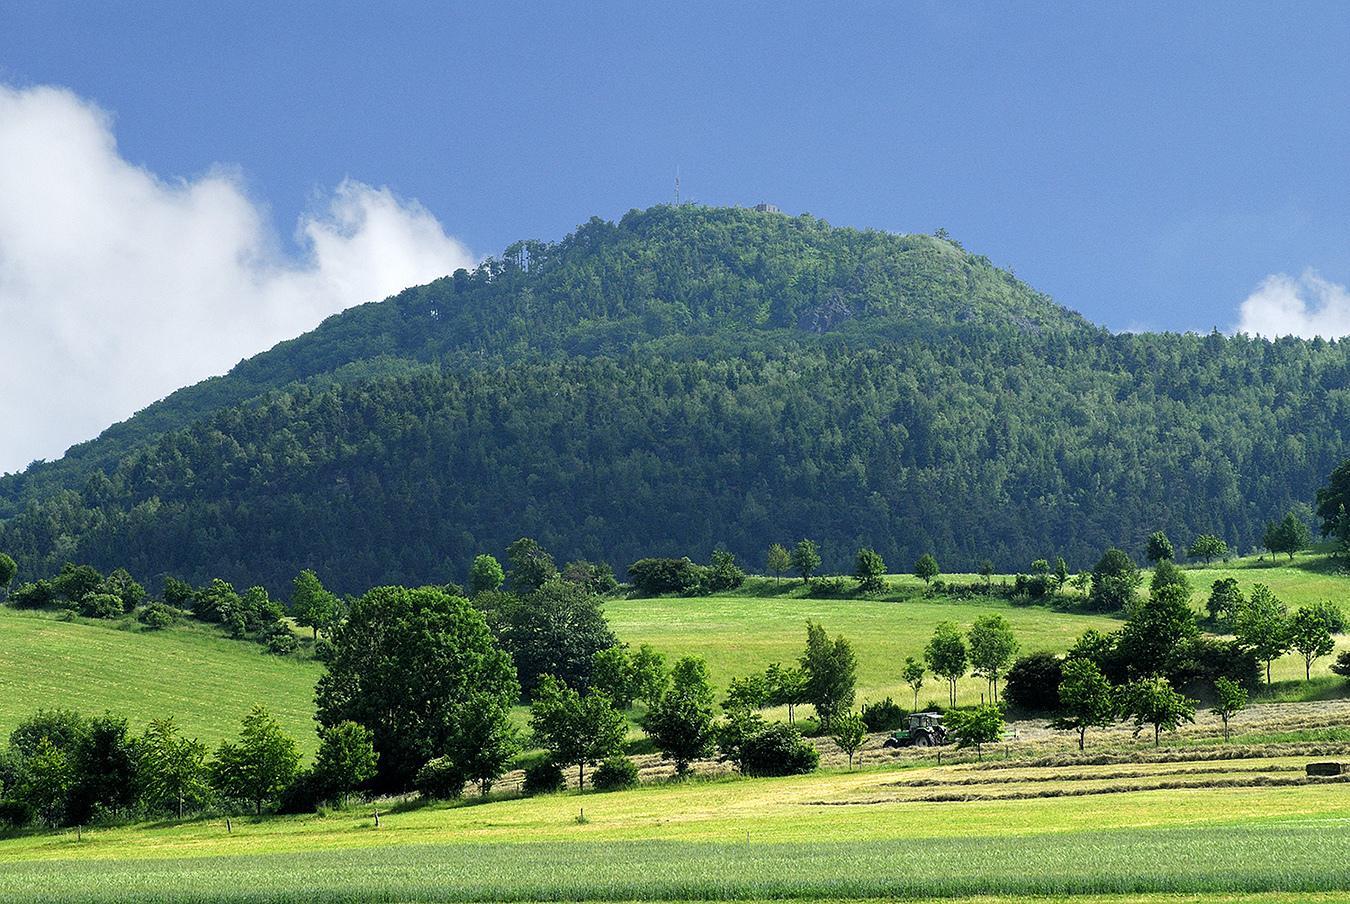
675, 166, 681, 205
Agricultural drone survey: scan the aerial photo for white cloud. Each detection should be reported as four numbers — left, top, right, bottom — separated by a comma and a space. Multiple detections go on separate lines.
0, 84, 476, 474
1237, 271, 1350, 339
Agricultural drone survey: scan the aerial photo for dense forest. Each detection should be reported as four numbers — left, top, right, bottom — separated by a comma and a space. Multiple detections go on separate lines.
1, 205, 1348, 594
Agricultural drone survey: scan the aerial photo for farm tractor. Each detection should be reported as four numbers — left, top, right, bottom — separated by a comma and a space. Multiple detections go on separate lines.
881, 712, 948, 748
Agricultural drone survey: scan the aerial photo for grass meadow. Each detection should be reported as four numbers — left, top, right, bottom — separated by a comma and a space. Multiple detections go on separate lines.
606, 594, 1117, 706
1, 552, 1349, 901
1, 755, 1348, 901
0, 607, 324, 755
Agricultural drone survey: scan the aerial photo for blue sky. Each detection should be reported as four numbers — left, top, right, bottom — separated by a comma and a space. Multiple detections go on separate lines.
1, 2, 1349, 468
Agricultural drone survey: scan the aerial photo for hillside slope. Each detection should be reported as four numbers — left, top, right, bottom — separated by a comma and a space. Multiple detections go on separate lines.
0, 608, 323, 754
1, 206, 1348, 592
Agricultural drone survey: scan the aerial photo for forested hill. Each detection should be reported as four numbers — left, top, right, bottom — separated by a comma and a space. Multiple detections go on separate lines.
1, 205, 1348, 593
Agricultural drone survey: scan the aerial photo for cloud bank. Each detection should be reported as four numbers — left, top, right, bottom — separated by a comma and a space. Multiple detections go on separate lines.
0, 84, 475, 474
1237, 271, 1350, 339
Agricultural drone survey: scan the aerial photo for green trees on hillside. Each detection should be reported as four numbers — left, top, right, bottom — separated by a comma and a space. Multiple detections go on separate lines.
209, 706, 299, 816
913, 554, 940, 587
925, 622, 968, 707
800, 622, 857, 729
853, 547, 886, 594
528, 675, 626, 789
791, 540, 821, 586
315, 585, 518, 790
1263, 512, 1310, 560
4, 330, 1350, 596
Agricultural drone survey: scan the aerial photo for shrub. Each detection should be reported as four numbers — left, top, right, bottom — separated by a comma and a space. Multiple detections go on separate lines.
414, 756, 465, 800
738, 723, 819, 777
1331, 650, 1350, 679
813, 576, 850, 598
78, 592, 124, 619
276, 768, 325, 814
313, 637, 336, 662
591, 755, 639, 791
521, 759, 566, 796
702, 550, 745, 593
1003, 652, 1063, 712
0, 799, 32, 828
8, 580, 57, 609
627, 558, 703, 596
137, 602, 178, 629
860, 697, 906, 732
262, 623, 299, 655
1169, 636, 1261, 692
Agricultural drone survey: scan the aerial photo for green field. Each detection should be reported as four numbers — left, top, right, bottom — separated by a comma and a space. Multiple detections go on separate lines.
1, 754, 1348, 901
4, 552, 1347, 759
606, 593, 1117, 706
0, 608, 324, 755
3, 555, 1350, 901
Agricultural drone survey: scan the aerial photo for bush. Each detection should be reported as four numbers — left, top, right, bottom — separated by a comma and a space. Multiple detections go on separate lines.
813, 576, 850, 597
1170, 636, 1261, 692
521, 759, 567, 796
860, 697, 906, 732
591, 755, 639, 791
626, 558, 705, 596
1003, 652, 1064, 712
78, 592, 124, 619
415, 756, 465, 800
262, 623, 299, 655
702, 550, 745, 593
0, 799, 31, 828
313, 637, 336, 662
738, 723, 819, 777
276, 768, 325, 814
137, 602, 178, 629
1330, 649, 1350, 679
8, 580, 57, 609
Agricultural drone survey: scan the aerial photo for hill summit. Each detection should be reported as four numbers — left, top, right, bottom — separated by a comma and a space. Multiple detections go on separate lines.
1, 206, 1346, 592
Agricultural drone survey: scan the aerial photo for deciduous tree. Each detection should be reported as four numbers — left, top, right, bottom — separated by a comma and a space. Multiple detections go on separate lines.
1234, 584, 1290, 686
968, 614, 1018, 702
529, 675, 626, 789
210, 705, 300, 815
1119, 676, 1195, 747
853, 547, 886, 594
313, 720, 378, 806
1212, 677, 1247, 742
469, 554, 505, 595
830, 711, 867, 769
643, 656, 717, 774
925, 621, 968, 707
1050, 658, 1115, 750
315, 585, 518, 790
790, 539, 821, 586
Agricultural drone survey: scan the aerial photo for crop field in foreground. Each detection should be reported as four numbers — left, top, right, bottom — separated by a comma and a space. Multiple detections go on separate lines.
1, 753, 1348, 902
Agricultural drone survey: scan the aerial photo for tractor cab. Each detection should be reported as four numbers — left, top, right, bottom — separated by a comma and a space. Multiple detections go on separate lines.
882, 712, 948, 748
